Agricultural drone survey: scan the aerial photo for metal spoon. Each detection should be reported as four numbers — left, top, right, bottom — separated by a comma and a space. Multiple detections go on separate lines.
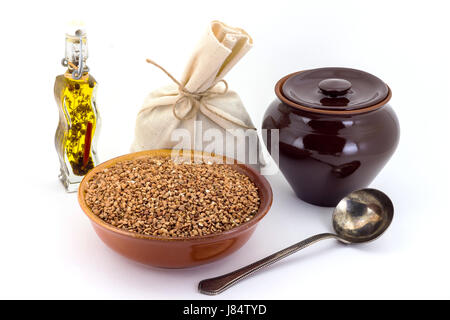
198, 188, 394, 295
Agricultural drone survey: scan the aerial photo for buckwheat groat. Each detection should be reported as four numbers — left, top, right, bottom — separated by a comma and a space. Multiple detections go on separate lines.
85, 156, 260, 237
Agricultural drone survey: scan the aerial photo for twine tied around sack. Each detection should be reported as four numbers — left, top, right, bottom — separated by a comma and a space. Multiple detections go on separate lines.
146, 59, 255, 130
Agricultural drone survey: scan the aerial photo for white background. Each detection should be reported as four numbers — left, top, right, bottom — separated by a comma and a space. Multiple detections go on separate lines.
1, 0, 449, 299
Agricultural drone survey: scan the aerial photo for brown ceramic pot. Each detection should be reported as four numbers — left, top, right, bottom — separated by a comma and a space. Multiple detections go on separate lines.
262, 68, 399, 207
78, 149, 273, 268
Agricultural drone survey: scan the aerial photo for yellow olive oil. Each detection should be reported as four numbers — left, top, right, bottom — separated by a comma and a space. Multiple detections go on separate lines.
62, 73, 97, 175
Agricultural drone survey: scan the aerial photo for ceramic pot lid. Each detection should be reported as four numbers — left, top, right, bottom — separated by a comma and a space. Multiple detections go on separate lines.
281, 67, 389, 111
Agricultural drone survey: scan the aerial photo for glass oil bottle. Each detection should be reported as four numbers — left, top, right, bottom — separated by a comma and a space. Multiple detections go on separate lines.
54, 29, 100, 192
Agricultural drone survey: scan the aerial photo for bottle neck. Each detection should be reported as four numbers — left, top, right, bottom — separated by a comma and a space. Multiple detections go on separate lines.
64, 69, 90, 81
63, 30, 89, 80
63, 57, 89, 80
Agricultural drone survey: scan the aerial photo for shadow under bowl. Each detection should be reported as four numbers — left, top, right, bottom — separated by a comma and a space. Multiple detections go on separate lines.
78, 149, 273, 268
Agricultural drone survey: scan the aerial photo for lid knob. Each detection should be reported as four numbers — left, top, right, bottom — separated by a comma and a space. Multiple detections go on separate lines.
318, 78, 352, 96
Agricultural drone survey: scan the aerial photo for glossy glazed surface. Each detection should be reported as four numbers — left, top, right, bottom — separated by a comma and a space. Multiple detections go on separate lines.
262, 99, 399, 207
78, 149, 273, 268
282, 68, 389, 111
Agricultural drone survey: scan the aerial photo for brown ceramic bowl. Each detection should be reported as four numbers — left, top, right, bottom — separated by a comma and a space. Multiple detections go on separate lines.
78, 149, 273, 268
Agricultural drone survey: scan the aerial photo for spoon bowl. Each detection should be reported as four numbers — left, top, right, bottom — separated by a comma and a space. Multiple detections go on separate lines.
333, 188, 393, 243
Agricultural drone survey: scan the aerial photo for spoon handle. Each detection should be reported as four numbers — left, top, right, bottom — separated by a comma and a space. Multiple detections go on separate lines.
198, 233, 338, 295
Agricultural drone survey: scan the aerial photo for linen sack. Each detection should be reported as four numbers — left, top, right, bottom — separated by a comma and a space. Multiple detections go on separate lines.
131, 21, 264, 169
